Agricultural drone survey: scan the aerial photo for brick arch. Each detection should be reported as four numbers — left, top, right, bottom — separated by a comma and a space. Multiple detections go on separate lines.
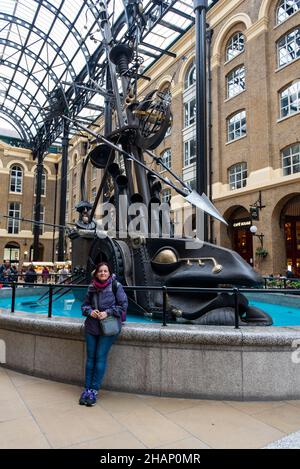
271, 192, 300, 275
220, 204, 250, 250
178, 55, 195, 88
212, 13, 252, 58
258, 0, 277, 20
6, 160, 29, 172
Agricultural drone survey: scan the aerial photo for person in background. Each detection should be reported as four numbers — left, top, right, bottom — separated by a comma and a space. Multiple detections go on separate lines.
0, 260, 11, 283
24, 265, 37, 284
58, 265, 69, 283
10, 264, 18, 282
79, 262, 128, 407
41, 266, 50, 284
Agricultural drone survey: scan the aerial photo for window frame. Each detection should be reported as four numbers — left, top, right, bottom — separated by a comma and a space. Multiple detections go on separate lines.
184, 60, 196, 91
282, 143, 300, 175
225, 32, 245, 63
184, 97, 196, 127
276, 0, 300, 25
7, 202, 21, 234
183, 138, 196, 168
9, 165, 23, 194
228, 162, 248, 190
226, 65, 246, 99
160, 148, 172, 170
227, 110, 247, 142
161, 188, 171, 204
277, 27, 300, 68
279, 80, 300, 118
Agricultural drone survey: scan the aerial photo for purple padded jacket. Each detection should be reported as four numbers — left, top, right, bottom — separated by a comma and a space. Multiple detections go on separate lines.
81, 274, 128, 336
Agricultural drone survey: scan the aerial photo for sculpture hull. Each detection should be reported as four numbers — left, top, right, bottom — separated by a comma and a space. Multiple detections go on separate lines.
71, 234, 272, 326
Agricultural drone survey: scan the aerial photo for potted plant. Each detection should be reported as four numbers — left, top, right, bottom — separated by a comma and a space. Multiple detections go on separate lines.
255, 247, 268, 258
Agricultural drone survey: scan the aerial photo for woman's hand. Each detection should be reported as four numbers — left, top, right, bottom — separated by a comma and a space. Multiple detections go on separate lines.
90, 310, 100, 318
98, 311, 108, 320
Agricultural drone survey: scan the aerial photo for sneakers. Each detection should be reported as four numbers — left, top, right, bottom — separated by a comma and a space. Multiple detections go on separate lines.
85, 389, 98, 407
79, 388, 90, 406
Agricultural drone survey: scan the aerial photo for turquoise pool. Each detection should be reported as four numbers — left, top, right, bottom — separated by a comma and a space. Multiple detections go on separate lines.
0, 293, 159, 323
0, 292, 300, 326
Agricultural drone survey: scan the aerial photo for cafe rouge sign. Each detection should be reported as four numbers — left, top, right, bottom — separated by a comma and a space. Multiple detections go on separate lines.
232, 218, 252, 229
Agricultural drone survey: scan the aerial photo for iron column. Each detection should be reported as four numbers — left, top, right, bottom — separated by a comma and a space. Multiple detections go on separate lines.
33, 151, 44, 261
193, 0, 208, 241
57, 120, 69, 261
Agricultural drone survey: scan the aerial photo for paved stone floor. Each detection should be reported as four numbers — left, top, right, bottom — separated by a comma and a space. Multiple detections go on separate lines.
1, 366, 300, 449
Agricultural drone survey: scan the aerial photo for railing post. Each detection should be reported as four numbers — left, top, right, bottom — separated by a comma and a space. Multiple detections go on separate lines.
233, 287, 239, 329
162, 286, 168, 327
11, 282, 16, 313
48, 285, 53, 318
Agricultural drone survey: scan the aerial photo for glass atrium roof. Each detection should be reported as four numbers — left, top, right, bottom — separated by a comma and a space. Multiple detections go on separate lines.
0, 0, 216, 149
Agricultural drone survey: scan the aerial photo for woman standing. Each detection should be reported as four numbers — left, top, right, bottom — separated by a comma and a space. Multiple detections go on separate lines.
79, 262, 128, 406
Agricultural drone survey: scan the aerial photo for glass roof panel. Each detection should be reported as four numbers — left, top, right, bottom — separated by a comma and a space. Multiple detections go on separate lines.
0, 115, 23, 138
0, 0, 219, 147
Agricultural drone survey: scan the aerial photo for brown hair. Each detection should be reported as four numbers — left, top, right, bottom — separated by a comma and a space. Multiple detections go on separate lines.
93, 262, 112, 278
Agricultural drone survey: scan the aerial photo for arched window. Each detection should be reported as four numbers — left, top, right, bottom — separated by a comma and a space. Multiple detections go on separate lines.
34, 168, 46, 196
160, 148, 172, 169
184, 60, 196, 90
279, 80, 300, 118
227, 110, 247, 142
282, 143, 300, 175
228, 163, 247, 190
226, 66, 245, 98
4, 242, 20, 262
277, 0, 300, 25
277, 27, 300, 67
10, 165, 23, 193
225, 32, 245, 62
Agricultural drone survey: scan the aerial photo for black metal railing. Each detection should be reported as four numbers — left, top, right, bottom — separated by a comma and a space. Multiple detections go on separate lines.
263, 276, 300, 289
0, 272, 74, 285
5, 281, 300, 329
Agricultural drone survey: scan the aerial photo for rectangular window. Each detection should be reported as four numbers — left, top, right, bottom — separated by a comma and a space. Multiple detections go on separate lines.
280, 81, 300, 118
161, 149, 171, 169
184, 98, 196, 127
184, 138, 196, 167
161, 188, 171, 204
277, 28, 300, 67
282, 143, 300, 175
228, 163, 247, 190
7, 202, 21, 234
227, 111, 246, 142
10, 166, 23, 193
227, 66, 245, 98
